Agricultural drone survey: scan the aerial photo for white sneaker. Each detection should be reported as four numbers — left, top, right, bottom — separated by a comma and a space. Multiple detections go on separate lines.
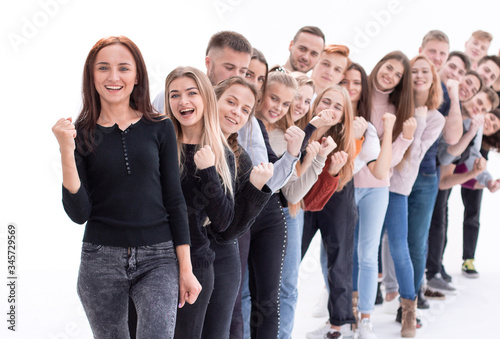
357, 318, 377, 339
306, 321, 331, 339
382, 295, 399, 314
312, 287, 329, 318
340, 324, 355, 338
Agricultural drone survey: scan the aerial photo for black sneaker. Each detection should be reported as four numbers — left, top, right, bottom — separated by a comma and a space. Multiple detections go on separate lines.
417, 287, 429, 309
375, 281, 383, 305
440, 265, 452, 283
396, 306, 422, 328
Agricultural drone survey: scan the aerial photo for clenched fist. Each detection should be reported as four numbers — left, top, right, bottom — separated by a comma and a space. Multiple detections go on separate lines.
328, 151, 348, 176
310, 109, 335, 128
249, 162, 274, 190
284, 126, 305, 157
318, 136, 337, 158
52, 118, 77, 152
472, 157, 487, 176
402, 117, 417, 140
382, 113, 396, 132
414, 106, 428, 119
194, 145, 215, 170
353, 116, 368, 140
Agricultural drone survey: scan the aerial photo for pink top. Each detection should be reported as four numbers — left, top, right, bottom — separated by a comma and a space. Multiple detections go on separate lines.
354, 85, 414, 188
390, 109, 445, 195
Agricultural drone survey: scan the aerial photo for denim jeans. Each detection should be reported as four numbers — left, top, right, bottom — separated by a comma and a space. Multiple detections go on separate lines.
383, 192, 415, 300
279, 207, 304, 339
202, 239, 241, 339
231, 230, 251, 339
407, 172, 439, 292
77, 241, 178, 339
353, 187, 389, 314
174, 263, 214, 339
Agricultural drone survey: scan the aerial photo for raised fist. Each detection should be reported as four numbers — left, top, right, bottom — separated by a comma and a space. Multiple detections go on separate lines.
249, 162, 274, 190
194, 145, 215, 170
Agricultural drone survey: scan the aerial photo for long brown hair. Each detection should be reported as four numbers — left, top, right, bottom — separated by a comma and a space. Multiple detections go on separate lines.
214, 76, 259, 166
344, 63, 372, 121
310, 86, 355, 190
75, 36, 156, 154
164, 66, 233, 195
369, 51, 414, 142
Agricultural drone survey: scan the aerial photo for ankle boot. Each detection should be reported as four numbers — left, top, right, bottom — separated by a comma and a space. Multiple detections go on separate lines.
352, 291, 359, 330
400, 297, 417, 337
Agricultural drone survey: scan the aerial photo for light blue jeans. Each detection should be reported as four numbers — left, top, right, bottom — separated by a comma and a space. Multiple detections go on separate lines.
77, 241, 178, 339
383, 192, 416, 300
353, 187, 389, 314
279, 207, 304, 339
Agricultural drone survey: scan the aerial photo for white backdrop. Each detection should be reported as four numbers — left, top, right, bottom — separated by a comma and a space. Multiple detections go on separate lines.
1, 0, 499, 338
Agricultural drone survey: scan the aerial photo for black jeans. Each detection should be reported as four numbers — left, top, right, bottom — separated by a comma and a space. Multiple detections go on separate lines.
426, 188, 451, 279
247, 194, 287, 339
174, 263, 215, 339
202, 239, 241, 339
461, 187, 483, 260
230, 229, 251, 339
301, 180, 357, 327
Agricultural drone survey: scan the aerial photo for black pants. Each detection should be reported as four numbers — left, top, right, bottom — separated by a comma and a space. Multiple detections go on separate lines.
174, 263, 215, 339
301, 180, 357, 327
426, 188, 451, 279
461, 187, 483, 260
246, 194, 287, 339
230, 229, 251, 339
202, 240, 241, 339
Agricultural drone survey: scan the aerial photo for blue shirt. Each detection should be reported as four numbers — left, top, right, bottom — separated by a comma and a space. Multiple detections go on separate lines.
418, 82, 450, 174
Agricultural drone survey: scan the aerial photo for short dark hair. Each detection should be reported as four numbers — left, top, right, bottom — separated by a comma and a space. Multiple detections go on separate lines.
293, 26, 325, 44
483, 86, 500, 109
205, 31, 252, 56
478, 55, 500, 70
447, 51, 471, 72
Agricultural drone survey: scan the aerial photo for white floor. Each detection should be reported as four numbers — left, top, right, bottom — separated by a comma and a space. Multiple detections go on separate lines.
1, 155, 499, 339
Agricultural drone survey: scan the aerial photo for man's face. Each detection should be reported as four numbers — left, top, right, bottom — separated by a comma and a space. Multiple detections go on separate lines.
462, 91, 493, 118
465, 37, 490, 64
311, 52, 348, 91
205, 47, 251, 85
476, 59, 500, 87
287, 32, 324, 73
419, 40, 449, 70
439, 56, 467, 83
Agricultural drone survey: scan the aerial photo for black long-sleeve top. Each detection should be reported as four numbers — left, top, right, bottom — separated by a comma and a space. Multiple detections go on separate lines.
180, 144, 235, 268
257, 119, 316, 207
210, 145, 272, 243
62, 117, 190, 248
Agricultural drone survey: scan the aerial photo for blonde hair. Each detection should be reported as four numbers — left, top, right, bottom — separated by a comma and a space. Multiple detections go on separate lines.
310, 85, 355, 190
164, 66, 234, 195
471, 30, 493, 42
292, 74, 315, 130
410, 54, 443, 110
259, 66, 298, 131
